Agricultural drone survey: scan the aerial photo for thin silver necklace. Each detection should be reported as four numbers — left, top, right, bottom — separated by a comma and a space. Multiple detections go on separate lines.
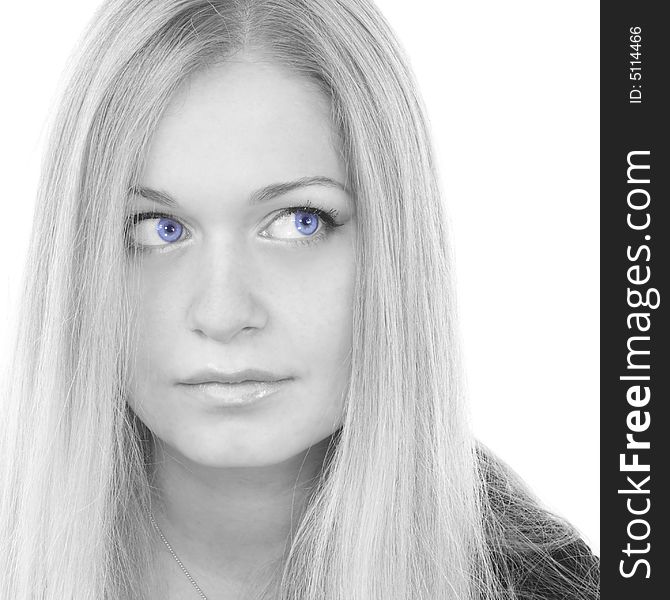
149, 511, 209, 600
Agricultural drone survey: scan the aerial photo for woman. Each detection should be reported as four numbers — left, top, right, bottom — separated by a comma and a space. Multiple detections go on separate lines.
0, 0, 599, 598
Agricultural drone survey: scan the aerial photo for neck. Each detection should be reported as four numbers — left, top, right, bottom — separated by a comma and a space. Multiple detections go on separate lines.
148, 435, 334, 583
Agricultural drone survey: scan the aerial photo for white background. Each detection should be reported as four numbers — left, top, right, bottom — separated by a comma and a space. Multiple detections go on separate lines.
0, 1, 599, 554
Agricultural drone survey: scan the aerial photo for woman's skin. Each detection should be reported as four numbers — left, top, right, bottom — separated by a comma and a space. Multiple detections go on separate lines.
125, 53, 356, 597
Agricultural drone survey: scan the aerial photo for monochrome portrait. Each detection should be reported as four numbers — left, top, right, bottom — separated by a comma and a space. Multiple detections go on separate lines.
0, 1, 599, 599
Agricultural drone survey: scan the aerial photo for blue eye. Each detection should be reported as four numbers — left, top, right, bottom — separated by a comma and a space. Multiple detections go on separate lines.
156, 217, 183, 242
260, 203, 343, 246
294, 210, 319, 235
125, 212, 190, 249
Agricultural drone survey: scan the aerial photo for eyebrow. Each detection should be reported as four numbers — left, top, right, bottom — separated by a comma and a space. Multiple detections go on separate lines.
129, 176, 347, 208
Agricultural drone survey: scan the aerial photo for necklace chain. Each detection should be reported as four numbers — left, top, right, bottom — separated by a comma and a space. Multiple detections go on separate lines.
149, 511, 209, 600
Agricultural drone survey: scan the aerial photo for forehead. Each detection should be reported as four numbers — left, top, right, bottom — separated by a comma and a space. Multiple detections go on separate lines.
140, 57, 345, 201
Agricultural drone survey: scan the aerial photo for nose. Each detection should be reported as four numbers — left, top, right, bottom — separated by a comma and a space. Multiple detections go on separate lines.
185, 241, 268, 344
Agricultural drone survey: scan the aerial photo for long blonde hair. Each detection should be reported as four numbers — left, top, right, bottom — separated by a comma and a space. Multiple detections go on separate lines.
0, 1, 596, 599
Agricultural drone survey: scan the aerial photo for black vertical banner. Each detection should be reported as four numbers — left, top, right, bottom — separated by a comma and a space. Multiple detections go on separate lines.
601, 2, 669, 598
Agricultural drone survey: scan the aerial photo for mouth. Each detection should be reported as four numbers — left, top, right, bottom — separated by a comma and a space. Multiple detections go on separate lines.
176, 378, 293, 408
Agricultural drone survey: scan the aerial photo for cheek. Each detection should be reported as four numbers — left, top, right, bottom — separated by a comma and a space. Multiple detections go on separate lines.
126, 267, 185, 396
268, 246, 355, 369
269, 268, 353, 443
252, 243, 355, 439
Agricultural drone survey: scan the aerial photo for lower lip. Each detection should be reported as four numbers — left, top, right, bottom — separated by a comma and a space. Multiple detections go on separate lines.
177, 379, 291, 408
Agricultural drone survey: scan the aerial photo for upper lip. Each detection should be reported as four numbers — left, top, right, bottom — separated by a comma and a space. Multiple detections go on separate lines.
178, 367, 291, 385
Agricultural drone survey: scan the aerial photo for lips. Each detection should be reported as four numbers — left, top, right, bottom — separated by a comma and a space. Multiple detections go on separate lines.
177, 378, 291, 408
176, 367, 293, 408
178, 367, 292, 385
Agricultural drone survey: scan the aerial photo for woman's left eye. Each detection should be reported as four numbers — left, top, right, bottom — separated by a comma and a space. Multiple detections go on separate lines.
260, 205, 343, 246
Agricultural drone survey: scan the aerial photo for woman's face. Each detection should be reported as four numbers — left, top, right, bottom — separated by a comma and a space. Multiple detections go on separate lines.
125, 57, 355, 468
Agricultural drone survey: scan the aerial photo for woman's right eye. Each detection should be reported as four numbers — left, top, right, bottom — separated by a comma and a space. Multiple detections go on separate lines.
125, 212, 191, 250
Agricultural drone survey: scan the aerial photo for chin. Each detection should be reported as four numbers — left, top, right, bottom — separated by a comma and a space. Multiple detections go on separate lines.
164, 433, 310, 470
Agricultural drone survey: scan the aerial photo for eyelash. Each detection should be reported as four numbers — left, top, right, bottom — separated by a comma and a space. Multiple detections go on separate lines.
124, 200, 343, 251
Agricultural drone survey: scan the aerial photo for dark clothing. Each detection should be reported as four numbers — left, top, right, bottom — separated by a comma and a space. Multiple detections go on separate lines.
497, 537, 600, 600
479, 442, 600, 599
